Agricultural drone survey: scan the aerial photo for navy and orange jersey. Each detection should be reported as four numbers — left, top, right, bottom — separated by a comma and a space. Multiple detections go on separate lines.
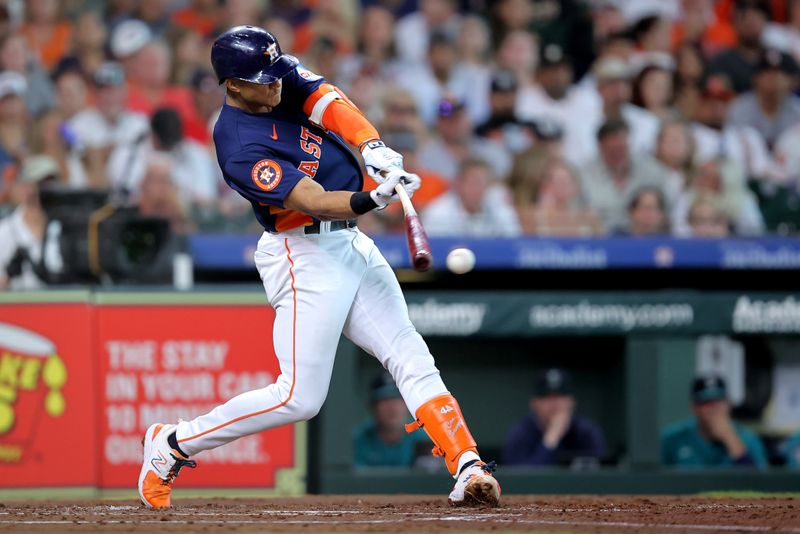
213, 63, 363, 232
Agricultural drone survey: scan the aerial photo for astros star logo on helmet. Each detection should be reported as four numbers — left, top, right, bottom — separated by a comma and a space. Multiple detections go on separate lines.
265, 43, 279, 63
251, 159, 282, 191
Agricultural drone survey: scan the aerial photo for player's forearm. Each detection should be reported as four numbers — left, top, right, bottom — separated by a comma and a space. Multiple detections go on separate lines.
284, 178, 376, 220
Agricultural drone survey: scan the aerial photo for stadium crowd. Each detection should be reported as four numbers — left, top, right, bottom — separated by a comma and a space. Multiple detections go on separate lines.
2, 0, 800, 256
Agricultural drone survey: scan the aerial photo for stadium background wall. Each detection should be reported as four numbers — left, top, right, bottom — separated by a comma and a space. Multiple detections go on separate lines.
0, 290, 798, 495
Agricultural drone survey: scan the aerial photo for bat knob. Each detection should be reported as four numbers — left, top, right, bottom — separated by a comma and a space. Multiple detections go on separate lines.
414, 251, 432, 272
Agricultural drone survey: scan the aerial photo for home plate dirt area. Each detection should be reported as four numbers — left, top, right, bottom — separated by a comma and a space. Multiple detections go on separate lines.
1, 495, 798, 533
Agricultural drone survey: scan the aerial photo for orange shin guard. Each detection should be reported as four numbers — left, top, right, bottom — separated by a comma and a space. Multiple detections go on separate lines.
405, 394, 477, 475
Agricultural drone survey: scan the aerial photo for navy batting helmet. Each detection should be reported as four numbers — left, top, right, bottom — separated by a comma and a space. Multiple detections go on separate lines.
211, 26, 298, 85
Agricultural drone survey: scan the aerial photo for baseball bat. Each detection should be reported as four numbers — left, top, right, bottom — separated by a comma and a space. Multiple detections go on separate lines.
395, 184, 433, 272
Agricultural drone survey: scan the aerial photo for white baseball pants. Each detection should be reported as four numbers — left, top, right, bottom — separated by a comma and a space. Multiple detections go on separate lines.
175, 226, 448, 455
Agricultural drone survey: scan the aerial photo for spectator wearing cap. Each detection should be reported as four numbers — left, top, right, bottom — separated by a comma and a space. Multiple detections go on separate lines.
417, 96, 511, 182
398, 30, 490, 126
0, 155, 62, 291
661, 376, 768, 468
0, 71, 30, 175
516, 43, 601, 166
476, 70, 535, 154
20, 0, 73, 71
353, 372, 428, 468
422, 158, 521, 237
693, 74, 779, 182
591, 56, 661, 159
503, 368, 606, 467
0, 32, 55, 117
707, 0, 772, 94
726, 49, 800, 147
111, 22, 204, 143
578, 118, 668, 232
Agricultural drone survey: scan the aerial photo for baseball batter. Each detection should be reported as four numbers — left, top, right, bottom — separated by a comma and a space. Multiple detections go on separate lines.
138, 26, 500, 509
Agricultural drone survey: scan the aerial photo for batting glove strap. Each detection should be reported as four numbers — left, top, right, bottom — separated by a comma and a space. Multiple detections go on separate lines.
361, 140, 404, 184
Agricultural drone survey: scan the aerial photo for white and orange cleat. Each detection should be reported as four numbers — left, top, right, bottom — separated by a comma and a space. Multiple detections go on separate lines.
137, 423, 196, 509
448, 461, 501, 507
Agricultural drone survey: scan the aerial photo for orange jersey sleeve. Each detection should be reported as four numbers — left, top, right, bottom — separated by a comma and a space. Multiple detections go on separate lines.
302, 84, 379, 149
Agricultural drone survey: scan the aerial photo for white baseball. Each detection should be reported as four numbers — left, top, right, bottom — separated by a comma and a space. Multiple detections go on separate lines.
446, 248, 476, 274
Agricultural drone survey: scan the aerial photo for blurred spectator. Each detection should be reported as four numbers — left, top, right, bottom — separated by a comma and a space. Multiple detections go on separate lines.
672, 42, 706, 119
422, 158, 520, 237
136, 153, 191, 235
495, 29, 538, 90
622, 185, 670, 236
0, 32, 56, 116
458, 14, 491, 68
589, 2, 628, 54
394, 0, 460, 64
0, 71, 29, 172
53, 10, 107, 78
69, 62, 150, 189
20, 0, 73, 70
654, 119, 696, 201
694, 74, 778, 181
503, 368, 606, 467
172, 0, 221, 38
417, 97, 510, 182
29, 110, 91, 188
672, 158, 765, 236
726, 49, 800, 150
121, 37, 205, 143
630, 15, 674, 70
592, 56, 660, 157
511, 153, 603, 236
578, 119, 668, 232
189, 68, 225, 143
109, 107, 218, 207
783, 431, 800, 467
0, 155, 62, 290
762, 0, 800, 63
661, 375, 768, 468
377, 88, 428, 143
688, 194, 732, 237
671, 0, 737, 56
399, 30, 489, 125
353, 372, 427, 468
53, 67, 88, 121
476, 70, 534, 154
110, 0, 173, 37
516, 43, 599, 166
293, 0, 357, 58
336, 6, 400, 95
707, 0, 771, 94
631, 64, 675, 120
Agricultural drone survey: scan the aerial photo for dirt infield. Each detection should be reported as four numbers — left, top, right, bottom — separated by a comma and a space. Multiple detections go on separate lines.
0, 495, 797, 533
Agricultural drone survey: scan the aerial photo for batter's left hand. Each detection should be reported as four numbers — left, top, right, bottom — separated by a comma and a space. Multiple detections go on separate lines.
361, 140, 403, 184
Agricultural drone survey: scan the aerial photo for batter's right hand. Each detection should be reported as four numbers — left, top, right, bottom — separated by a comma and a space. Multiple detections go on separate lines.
361, 140, 403, 184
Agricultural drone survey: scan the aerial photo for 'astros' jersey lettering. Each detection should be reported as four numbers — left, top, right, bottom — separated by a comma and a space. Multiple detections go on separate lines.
213, 63, 363, 232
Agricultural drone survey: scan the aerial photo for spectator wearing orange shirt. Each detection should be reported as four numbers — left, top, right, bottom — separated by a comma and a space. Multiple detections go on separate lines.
20, 0, 72, 71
